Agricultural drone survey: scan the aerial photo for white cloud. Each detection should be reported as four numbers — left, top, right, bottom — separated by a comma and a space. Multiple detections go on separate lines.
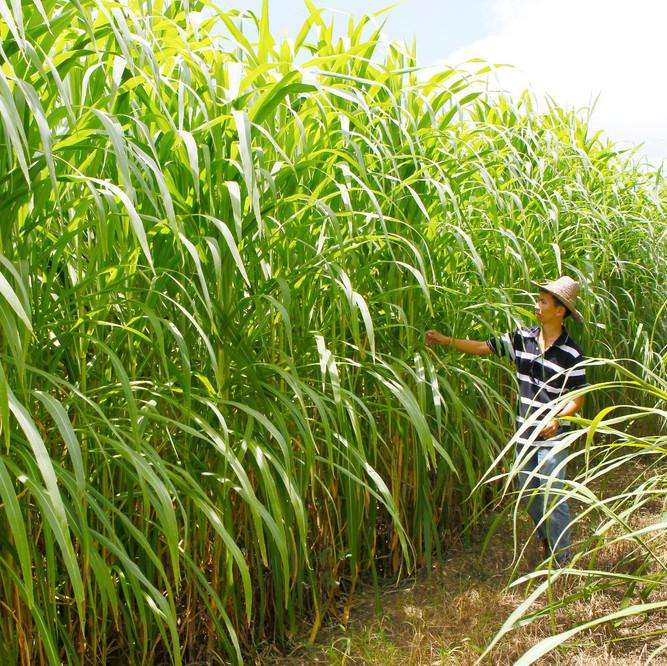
431, 0, 667, 166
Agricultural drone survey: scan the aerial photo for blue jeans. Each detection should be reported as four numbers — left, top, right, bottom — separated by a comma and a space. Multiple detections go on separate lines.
515, 445, 572, 563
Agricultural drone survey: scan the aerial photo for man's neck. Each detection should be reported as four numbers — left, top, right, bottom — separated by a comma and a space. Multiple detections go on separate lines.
541, 320, 563, 341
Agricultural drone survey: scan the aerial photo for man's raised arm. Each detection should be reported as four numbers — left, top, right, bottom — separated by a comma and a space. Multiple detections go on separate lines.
424, 330, 493, 356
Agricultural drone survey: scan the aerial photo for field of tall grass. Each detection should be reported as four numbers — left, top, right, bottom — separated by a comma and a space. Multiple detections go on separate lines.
0, 1, 665, 663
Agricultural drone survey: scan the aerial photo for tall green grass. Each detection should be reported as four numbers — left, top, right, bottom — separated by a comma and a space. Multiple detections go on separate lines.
0, 1, 665, 662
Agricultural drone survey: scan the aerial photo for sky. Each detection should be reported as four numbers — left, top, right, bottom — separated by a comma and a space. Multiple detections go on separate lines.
227, 0, 666, 167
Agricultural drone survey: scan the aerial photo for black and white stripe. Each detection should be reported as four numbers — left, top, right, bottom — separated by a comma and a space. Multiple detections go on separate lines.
487, 325, 587, 447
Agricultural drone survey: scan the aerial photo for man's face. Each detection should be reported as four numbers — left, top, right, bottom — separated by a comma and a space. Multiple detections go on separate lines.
534, 290, 565, 324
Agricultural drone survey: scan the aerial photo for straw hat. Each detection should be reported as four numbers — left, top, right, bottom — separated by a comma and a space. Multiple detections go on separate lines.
531, 275, 583, 323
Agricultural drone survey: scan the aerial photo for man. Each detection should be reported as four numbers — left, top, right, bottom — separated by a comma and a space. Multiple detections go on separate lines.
425, 276, 587, 565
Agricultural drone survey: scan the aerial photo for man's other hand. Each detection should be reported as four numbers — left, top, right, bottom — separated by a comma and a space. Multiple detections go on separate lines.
539, 418, 560, 439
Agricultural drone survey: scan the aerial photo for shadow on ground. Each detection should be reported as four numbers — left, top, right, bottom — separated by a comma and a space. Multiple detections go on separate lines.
261, 459, 666, 665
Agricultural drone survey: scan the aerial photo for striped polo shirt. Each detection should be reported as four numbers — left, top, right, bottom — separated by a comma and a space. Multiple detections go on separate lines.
486, 325, 587, 447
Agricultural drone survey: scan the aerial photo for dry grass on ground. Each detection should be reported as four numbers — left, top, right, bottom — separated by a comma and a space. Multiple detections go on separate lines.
261, 459, 666, 665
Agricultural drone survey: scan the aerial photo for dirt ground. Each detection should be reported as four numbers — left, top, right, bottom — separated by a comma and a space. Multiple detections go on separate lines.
261, 458, 667, 665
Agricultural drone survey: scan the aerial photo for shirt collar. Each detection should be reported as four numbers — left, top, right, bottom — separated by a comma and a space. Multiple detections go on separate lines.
528, 325, 569, 346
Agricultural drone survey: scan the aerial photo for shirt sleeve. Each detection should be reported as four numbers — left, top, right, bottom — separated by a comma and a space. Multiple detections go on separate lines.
563, 355, 588, 391
485, 330, 517, 362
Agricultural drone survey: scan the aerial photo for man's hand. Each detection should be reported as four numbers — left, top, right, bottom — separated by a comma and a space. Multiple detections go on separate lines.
425, 330, 450, 347
539, 418, 560, 439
